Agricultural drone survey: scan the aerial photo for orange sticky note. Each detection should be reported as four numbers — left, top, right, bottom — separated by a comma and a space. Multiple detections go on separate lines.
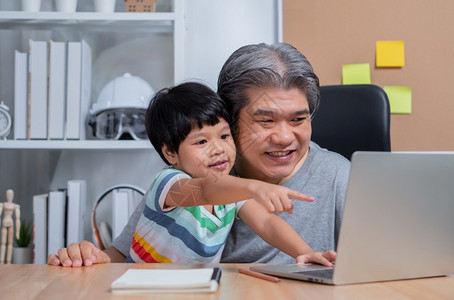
376, 41, 405, 67
342, 63, 371, 85
384, 86, 412, 114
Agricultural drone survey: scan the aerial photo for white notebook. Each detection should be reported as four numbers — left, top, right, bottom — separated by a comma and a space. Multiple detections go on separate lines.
111, 268, 221, 294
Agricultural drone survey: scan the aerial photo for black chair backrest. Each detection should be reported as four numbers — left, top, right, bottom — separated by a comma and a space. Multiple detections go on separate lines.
311, 84, 391, 160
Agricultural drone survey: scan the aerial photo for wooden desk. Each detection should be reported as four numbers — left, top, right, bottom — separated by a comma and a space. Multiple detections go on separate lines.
0, 263, 452, 299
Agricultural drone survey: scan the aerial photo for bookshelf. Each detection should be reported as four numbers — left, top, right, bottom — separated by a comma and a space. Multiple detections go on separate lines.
0, 0, 184, 150
0, 1, 182, 243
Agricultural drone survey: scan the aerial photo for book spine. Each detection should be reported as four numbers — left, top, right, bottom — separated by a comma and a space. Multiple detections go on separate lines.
33, 194, 48, 264
112, 190, 129, 240
66, 180, 87, 245
48, 41, 67, 140
14, 50, 28, 140
29, 40, 48, 139
47, 190, 67, 256
79, 40, 92, 140
65, 41, 82, 140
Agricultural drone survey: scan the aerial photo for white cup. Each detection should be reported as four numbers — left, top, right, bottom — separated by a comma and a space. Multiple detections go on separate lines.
94, 0, 116, 13
21, 0, 42, 12
55, 0, 78, 12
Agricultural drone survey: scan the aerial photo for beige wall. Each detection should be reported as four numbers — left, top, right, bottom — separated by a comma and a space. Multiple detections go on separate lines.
283, 0, 454, 151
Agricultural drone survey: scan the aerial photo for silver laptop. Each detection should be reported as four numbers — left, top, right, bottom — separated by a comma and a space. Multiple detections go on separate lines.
251, 152, 454, 285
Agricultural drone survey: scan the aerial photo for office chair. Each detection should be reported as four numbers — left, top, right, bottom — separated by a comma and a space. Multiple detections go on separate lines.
311, 84, 391, 160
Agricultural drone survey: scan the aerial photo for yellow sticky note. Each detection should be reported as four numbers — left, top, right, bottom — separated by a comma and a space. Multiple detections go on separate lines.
376, 41, 405, 67
342, 63, 371, 84
384, 86, 412, 114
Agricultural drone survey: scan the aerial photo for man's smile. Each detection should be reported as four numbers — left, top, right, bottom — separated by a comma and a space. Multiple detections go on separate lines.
265, 150, 295, 157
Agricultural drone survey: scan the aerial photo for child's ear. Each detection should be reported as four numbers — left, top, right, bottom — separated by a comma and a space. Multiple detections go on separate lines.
162, 144, 178, 166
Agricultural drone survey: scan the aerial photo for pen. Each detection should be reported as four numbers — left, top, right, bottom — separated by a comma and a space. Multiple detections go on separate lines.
238, 268, 280, 283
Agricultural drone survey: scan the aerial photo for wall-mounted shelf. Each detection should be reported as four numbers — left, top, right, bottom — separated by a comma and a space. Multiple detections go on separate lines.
0, 0, 184, 152
0, 11, 176, 32
0, 140, 152, 150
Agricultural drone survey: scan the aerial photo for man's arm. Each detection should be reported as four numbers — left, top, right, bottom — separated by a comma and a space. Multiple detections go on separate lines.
48, 242, 128, 267
238, 200, 336, 266
48, 241, 122, 267
104, 245, 127, 262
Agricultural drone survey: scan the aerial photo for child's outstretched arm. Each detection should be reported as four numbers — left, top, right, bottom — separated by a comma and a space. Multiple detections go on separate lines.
164, 174, 314, 214
238, 200, 336, 267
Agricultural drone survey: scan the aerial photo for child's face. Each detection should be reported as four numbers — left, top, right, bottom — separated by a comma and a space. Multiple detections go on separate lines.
168, 118, 236, 178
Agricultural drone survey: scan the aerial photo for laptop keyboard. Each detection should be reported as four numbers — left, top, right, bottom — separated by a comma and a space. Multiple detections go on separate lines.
293, 268, 334, 279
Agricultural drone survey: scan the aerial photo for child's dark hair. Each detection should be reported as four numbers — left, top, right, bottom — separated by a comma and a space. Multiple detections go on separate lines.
145, 82, 230, 165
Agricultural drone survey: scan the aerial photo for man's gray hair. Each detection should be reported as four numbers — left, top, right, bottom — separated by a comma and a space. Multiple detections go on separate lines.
217, 42, 320, 139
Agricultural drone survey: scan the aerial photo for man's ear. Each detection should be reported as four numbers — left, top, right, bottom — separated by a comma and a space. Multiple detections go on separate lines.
162, 144, 178, 166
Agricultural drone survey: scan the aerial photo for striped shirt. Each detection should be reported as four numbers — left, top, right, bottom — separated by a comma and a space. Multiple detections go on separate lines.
126, 167, 243, 263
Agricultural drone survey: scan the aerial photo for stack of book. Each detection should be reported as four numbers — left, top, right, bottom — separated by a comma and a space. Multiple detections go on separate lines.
33, 179, 87, 264
14, 39, 92, 140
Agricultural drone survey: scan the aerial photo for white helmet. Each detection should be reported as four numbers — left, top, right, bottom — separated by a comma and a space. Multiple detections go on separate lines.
88, 73, 154, 140
90, 73, 154, 115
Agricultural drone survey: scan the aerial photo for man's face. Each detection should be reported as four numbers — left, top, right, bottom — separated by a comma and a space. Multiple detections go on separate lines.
234, 87, 312, 184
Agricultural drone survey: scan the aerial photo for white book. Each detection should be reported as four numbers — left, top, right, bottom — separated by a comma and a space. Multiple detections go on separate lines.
47, 190, 67, 256
65, 41, 82, 140
112, 190, 129, 240
48, 41, 67, 140
14, 50, 28, 140
29, 40, 48, 139
79, 40, 92, 140
126, 188, 141, 219
111, 268, 222, 294
33, 193, 48, 264
66, 179, 87, 245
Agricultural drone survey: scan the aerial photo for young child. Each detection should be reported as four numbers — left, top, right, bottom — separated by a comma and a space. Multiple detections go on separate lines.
126, 82, 336, 265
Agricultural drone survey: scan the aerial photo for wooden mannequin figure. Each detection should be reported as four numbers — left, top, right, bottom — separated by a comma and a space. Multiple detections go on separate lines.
0, 189, 20, 264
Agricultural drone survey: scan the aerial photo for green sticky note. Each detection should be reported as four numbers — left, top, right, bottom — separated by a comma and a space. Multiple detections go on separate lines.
376, 41, 405, 67
384, 86, 412, 114
342, 63, 371, 84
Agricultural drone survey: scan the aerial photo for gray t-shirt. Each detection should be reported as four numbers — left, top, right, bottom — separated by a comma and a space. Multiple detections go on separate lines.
113, 142, 350, 263
221, 142, 350, 263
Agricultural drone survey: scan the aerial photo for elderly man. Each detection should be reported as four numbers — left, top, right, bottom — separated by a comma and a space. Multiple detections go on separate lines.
48, 43, 350, 267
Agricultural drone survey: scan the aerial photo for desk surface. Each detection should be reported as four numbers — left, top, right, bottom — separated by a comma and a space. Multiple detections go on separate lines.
0, 263, 453, 299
